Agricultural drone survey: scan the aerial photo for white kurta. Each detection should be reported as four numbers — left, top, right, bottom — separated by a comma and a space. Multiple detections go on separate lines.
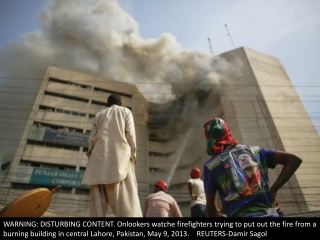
81, 105, 136, 185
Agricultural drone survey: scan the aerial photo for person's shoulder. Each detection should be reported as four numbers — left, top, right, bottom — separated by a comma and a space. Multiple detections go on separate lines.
187, 178, 194, 183
147, 192, 156, 198
95, 108, 108, 117
246, 145, 270, 154
204, 155, 219, 167
116, 105, 132, 113
232, 144, 263, 152
166, 193, 176, 200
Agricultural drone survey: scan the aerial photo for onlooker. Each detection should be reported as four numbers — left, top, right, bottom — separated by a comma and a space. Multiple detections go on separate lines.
203, 118, 302, 218
187, 167, 206, 217
143, 180, 182, 217
81, 94, 142, 217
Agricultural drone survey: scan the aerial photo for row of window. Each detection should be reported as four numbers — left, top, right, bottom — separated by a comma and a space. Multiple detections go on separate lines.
39, 105, 87, 117
41, 92, 131, 117
33, 122, 86, 133
49, 78, 90, 89
20, 160, 77, 171
149, 151, 174, 157
49, 78, 132, 99
27, 139, 83, 151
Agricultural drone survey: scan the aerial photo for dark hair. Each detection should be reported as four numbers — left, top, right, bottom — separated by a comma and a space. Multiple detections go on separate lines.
107, 94, 122, 107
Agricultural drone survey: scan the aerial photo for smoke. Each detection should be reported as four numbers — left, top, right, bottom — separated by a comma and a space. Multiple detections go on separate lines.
0, 0, 238, 164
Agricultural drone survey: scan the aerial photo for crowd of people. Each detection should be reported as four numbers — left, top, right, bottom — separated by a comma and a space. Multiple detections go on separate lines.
81, 94, 302, 218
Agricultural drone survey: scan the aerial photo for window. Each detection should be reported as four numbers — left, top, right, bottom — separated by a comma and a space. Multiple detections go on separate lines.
32, 122, 83, 133
44, 91, 88, 103
149, 152, 173, 157
75, 188, 90, 195
20, 160, 76, 171
49, 78, 90, 89
1, 162, 10, 171
26, 140, 80, 151
93, 87, 132, 98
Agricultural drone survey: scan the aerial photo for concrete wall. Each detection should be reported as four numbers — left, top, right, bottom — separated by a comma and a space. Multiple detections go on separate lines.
219, 47, 320, 214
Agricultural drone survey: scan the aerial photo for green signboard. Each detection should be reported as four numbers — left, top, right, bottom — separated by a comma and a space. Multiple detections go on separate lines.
30, 167, 90, 189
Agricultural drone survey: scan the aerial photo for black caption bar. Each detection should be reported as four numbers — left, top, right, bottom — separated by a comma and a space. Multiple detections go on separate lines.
1, 218, 318, 239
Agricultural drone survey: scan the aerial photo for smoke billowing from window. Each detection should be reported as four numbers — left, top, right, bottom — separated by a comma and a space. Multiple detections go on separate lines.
0, 0, 239, 163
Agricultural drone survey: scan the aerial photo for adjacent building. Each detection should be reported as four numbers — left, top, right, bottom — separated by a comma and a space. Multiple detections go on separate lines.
1, 47, 319, 217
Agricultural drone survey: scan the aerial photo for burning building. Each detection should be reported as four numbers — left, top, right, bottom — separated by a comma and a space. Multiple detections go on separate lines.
1, 47, 319, 217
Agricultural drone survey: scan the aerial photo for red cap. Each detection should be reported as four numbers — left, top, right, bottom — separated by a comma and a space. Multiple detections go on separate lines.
154, 180, 168, 192
190, 167, 201, 178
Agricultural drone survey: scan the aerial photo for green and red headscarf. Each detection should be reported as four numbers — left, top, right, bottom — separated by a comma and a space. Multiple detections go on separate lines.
204, 118, 238, 155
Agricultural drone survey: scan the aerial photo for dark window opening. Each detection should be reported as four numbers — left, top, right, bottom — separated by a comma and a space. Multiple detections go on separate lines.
149, 167, 164, 173
49, 78, 90, 89
1, 161, 10, 171
93, 87, 132, 98
45, 91, 88, 103
39, 105, 55, 111
39, 105, 86, 118
92, 100, 108, 107
26, 139, 80, 151
33, 122, 83, 133
149, 151, 173, 157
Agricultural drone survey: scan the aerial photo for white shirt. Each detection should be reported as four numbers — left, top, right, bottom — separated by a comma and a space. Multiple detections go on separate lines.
81, 105, 136, 185
188, 178, 206, 207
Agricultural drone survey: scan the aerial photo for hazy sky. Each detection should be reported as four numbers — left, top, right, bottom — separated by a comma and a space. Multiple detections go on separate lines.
0, 0, 319, 136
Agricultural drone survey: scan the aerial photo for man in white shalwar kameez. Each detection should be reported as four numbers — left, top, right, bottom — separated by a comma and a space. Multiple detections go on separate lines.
81, 94, 142, 217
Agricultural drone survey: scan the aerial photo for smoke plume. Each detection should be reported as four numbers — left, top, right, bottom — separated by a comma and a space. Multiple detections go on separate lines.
0, 0, 238, 165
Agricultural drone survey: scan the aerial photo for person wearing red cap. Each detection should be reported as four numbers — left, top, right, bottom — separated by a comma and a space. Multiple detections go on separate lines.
203, 118, 301, 218
187, 167, 206, 217
143, 180, 182, 217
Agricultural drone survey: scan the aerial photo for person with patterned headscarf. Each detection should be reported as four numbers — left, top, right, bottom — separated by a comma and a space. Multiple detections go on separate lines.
203, 118, 302, 217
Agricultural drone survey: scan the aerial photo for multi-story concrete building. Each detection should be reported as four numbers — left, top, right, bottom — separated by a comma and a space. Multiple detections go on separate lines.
218, 47, 320, 214
0, 66, 149, 217
1, 47, 319, 217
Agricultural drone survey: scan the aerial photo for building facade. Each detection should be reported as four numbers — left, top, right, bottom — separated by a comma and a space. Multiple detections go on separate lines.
1, 47, 319, 217
218, 47, 320, 213
0, 66, 149, 216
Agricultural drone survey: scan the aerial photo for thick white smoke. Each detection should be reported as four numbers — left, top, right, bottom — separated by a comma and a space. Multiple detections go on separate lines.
0, 0, 238, 166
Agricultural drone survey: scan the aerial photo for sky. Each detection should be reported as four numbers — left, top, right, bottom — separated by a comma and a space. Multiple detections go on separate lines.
0, 0, 319, 144
121, 0, 320, 136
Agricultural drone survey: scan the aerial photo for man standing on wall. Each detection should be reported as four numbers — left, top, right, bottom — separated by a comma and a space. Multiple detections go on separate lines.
81, 94, 142, 217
